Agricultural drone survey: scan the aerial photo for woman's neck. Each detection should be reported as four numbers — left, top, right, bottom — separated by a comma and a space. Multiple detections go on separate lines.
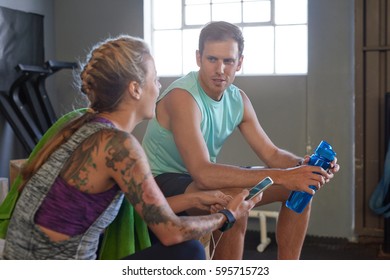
97, 110, 139, 133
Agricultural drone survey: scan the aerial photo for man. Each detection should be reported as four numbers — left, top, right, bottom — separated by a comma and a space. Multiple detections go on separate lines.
142, 21, 339, 260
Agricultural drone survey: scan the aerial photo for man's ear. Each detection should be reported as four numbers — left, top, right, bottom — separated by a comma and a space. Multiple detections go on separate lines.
236, 55, 244, 72
128, 81, 142, 100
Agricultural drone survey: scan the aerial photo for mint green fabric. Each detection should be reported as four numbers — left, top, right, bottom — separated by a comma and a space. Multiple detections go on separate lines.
142, 71, 244, 176
0, 108, 150, 259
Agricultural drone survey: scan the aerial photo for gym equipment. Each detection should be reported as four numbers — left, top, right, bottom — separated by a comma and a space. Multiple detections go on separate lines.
0, 60, 77, 154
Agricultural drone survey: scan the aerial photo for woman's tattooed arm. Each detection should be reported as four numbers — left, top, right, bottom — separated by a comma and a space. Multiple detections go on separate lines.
104, 130, 226, 244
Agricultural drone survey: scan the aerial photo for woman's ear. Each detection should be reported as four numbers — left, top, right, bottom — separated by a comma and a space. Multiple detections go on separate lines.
128, 81, 142, 100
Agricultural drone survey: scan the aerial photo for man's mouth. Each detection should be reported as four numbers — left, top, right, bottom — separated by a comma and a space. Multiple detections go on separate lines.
212, 77, 226, 84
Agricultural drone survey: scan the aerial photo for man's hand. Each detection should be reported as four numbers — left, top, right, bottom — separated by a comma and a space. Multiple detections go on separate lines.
280, 156, 340, 194
326, 157, 340, 183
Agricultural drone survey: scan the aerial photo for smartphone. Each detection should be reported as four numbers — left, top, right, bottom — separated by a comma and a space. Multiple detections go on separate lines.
245, 176, 274, 200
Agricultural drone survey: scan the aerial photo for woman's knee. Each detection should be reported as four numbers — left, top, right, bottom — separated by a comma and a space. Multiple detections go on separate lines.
124, 239, 206, 260
172, 240, 206, 260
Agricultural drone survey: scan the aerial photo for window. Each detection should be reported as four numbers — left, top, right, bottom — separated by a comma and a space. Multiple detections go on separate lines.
144, 0, 307, 76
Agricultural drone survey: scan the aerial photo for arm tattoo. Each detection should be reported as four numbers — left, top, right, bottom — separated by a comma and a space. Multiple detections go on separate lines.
104, 132, 174, 226
104, 131, 147, 206
105, 130, 222, 240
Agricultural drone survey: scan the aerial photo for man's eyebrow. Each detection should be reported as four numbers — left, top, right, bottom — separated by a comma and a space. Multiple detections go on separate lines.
206, 55, 236, 61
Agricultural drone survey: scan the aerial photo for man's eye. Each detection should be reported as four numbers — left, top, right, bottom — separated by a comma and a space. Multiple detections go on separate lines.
208, 57, 217, 62
224, 59, 235, 65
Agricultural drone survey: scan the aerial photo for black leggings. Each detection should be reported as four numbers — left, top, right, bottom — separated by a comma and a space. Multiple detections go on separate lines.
122, 239, 206, 260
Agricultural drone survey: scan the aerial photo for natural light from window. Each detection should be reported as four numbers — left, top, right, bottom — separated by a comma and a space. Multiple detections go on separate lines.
144, 0, 307, 76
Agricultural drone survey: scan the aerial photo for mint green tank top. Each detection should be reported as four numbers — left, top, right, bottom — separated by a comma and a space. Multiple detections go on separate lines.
142, 71, 244, 176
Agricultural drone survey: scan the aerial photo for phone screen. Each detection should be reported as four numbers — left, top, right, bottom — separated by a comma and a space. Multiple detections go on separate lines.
245, 177, 274, 200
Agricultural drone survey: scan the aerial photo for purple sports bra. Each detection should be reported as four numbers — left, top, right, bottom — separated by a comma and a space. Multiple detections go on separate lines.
34, 117, 120, 236
35, 177, 119, 236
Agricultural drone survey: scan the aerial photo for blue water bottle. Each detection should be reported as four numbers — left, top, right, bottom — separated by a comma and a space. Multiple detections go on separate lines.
285, 140, 337, 213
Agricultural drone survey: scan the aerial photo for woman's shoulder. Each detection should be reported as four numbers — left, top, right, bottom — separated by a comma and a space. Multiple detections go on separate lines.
93, 127, 137, 143
93, 128, 143, 155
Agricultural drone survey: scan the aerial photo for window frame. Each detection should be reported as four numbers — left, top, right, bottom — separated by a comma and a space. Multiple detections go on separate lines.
144, 0, 307, 77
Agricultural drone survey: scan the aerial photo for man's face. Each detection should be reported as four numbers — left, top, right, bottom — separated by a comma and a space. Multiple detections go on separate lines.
196, 38, 243, 100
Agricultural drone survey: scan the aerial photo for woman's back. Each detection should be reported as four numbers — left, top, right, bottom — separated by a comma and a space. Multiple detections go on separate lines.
3, 122, 123, 259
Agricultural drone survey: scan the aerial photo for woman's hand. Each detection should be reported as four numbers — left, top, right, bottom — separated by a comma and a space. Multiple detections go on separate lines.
223, 189, 262, 221
193, 190, 232, 212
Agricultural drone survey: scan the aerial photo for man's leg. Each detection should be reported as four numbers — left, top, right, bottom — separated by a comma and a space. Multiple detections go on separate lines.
208, 186, 311, 260
186, 181, 310, 260
211, 211, 248, 260
275, 202, 311, 259
185, 184, 247, 260
258, 185, 311, 260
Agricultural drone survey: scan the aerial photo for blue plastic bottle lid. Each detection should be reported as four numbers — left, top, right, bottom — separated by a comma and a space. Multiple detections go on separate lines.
315, 140, 336, 161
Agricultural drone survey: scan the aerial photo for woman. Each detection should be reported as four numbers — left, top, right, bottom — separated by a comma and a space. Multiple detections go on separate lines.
2, 35, 261, 260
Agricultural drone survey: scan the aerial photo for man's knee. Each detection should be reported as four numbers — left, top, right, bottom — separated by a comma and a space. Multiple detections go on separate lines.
221, 187, 247, 197
259, 185, 291, 204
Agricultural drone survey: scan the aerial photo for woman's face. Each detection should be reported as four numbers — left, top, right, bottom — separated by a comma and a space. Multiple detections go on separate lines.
139, 56, 161, 120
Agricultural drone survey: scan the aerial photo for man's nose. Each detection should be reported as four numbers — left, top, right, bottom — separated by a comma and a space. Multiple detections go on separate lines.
215, 60, 225, 74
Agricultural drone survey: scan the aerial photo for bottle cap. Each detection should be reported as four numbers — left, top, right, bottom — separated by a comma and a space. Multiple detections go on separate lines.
315, 140, 336, 161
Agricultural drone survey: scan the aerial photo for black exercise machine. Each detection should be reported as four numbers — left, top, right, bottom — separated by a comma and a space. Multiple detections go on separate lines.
0, 90, 36, 153
9, 64, 51, 143
0, 60, 77, 154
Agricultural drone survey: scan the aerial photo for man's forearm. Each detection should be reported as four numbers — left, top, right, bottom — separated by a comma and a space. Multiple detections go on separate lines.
191, 163, 284, 190
265, 148, 303, 169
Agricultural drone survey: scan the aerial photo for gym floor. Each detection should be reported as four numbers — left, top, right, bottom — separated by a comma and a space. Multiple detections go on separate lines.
243, 230, 390, 260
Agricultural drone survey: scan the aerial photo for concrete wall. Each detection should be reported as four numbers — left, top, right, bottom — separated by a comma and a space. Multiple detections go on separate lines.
52, 0, 144, 116
305, 0, 354, 238
0, 0, 54, 59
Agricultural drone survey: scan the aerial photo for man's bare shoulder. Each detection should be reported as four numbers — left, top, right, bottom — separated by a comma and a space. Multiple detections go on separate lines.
162, 87, 194, 102
159, 88, 198, 111
157, 88, 200, 130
